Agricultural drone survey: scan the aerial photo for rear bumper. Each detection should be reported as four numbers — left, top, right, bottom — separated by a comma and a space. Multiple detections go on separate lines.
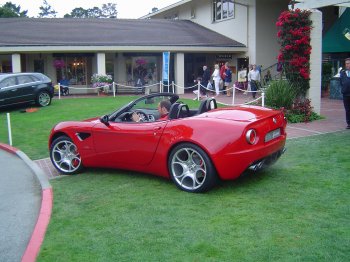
213, 137, 286, 180
248, 147, 286, 171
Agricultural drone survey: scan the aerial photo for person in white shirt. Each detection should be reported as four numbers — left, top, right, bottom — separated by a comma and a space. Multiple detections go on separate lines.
212, 64, 221, 96
248, 64, 261, 98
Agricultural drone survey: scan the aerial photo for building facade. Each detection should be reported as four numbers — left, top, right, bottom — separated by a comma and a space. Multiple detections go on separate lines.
0, 0, 293, 94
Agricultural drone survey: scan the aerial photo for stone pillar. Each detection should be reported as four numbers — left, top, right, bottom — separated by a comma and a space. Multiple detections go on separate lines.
174, 53, 185, 94
46, 54, 56, 82
97, 52, 106, 75
114, 53, 126, 83
11, 54, 21, 73
308, 10, 322, 114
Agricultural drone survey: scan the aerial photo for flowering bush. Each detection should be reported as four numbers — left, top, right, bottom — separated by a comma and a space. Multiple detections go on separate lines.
276, 8, 312, 96
91, 74, 113, 88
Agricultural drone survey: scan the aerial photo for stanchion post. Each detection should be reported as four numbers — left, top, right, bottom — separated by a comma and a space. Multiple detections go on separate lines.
58, 83, 61, 100
197, 81, 201, 100
6, 113, 12, 146
113, 82, 116, 97
262, 91, 265, 107
172, 81, 175, 94
232, 84, 236, 105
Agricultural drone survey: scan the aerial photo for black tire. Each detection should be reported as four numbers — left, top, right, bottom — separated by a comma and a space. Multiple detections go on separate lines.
36, 90, 52, 107
50, 136, 83, 175
168, 143, 217, 193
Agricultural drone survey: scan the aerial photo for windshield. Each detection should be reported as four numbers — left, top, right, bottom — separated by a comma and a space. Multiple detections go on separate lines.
132, 95, 175, 111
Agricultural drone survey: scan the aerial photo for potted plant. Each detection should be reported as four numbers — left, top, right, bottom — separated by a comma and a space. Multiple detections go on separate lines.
91, 74, 113, 94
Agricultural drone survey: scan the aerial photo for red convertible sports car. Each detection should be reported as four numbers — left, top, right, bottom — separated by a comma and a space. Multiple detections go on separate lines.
49, 93, 287, 193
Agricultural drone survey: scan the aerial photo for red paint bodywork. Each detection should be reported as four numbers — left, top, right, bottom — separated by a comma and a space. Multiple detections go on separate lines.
49, 105, 287, 180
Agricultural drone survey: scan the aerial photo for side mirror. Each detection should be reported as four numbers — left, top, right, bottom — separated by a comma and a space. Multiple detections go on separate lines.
100, 115, 110, 126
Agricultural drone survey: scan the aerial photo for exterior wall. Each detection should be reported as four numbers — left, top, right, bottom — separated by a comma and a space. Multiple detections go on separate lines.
308, 10, 322, 114
152, 0, 249, 47
256, 0, 289, 69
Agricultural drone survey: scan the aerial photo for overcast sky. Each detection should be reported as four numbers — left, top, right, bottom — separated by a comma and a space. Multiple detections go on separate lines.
0, 0, 180, 18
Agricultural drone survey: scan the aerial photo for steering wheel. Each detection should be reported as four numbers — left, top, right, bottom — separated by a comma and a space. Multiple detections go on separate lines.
132, 109, 149, 122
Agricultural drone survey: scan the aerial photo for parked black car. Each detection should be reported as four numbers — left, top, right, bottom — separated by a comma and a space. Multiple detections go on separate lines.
0, 72, 54, 108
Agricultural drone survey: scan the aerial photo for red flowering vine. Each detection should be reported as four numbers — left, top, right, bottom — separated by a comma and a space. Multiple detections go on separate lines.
276, 8, 312, 95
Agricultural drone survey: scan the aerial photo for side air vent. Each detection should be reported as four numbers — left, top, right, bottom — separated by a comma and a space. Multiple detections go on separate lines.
76, 132, 91, 141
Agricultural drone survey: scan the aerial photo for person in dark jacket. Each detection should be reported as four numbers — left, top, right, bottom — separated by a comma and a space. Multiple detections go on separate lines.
340, 57, 350, 129
201, 65, 211, 97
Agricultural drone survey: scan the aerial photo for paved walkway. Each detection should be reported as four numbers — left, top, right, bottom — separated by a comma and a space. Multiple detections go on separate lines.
0, 93, 346, 262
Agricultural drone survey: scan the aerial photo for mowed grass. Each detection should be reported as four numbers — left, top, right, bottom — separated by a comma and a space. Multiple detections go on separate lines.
1, 96, 349, 261
37, 131, 350, 262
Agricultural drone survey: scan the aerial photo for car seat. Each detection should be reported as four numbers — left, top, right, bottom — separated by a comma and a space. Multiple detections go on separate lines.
197, 98, 217, 114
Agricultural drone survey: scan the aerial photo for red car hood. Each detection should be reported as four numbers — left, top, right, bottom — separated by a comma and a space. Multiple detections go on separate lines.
83, 117, 100, 123
203, 106, 281, 122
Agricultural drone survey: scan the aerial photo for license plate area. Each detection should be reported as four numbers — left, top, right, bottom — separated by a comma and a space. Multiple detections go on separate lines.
265, 128, 281, 142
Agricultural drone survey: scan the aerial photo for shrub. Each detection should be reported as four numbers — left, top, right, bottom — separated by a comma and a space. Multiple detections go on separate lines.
286, 97, 322, 123
265, 80, 297, 110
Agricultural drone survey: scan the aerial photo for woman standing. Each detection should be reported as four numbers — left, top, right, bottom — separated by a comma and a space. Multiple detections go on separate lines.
212, 64, 221, 96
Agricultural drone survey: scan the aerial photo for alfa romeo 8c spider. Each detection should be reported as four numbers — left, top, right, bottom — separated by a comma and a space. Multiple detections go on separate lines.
49, 93, 287, 193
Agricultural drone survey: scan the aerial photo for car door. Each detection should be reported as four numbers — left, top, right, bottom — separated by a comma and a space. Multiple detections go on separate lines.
15, 75, 40, 103
0, 76, 18, 106
92, 120, 167, 166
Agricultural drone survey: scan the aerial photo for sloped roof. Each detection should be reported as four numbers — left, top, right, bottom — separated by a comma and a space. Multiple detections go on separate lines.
0, 18, 245, 48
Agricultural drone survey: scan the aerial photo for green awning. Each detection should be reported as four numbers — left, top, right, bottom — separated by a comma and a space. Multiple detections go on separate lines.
323, 8, 350, 53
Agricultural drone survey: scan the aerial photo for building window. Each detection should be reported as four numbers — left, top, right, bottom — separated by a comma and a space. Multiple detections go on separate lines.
191, 7, 196, 19
126, 56, 158, 86
213, 0, 234, 22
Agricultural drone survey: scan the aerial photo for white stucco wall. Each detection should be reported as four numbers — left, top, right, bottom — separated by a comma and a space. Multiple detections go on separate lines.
308, 10, 322, 114
256, 0, 289, 69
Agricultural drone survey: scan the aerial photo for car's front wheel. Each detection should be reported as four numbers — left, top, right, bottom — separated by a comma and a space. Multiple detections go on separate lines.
36, 91, 51, 107
168, 143, 217, 193
50, 136, 83, 175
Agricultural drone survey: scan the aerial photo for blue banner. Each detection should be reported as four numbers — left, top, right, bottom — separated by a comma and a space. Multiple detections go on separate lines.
162, 51, 170, 83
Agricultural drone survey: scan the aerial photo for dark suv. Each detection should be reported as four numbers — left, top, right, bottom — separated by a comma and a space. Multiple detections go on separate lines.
0, 72, 54, 108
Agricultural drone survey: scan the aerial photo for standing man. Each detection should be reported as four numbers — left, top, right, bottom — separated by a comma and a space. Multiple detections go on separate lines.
340, 57, 350, 129
201, 65, 211, 97
248, 64, 261, 99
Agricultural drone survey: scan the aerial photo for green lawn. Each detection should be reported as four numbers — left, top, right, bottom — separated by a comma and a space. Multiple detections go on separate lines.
38, 133, 349, 262
1, 97, 349, 261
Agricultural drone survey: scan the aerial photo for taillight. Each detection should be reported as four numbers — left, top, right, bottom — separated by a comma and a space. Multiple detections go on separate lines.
246, 129, 257, 145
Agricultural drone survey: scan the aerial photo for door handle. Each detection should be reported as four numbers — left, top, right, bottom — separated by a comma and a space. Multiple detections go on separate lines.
11, 89, 17, 92
154, 127, 162, 131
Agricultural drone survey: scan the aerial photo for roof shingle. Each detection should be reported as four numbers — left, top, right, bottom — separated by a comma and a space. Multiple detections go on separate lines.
0, 18, 245, 48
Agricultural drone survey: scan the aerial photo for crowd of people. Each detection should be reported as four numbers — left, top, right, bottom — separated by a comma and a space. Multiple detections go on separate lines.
195, 61, 261, 99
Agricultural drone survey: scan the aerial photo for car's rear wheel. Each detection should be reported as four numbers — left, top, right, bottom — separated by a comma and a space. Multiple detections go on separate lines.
50, 136, 83, 175
36, 91, 51, 107
168, 143, 217, 193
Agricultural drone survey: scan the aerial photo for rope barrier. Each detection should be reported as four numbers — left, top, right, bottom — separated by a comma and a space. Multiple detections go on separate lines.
55, 80, 265, 107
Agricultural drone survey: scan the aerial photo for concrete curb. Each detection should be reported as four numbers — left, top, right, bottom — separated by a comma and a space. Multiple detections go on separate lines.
0, 143, 52, 262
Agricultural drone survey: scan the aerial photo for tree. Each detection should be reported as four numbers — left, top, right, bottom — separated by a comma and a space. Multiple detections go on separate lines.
38, 0, 57, 18
64, 7, 88, 18
100, 3, 117, 18
0, 2, 28, 17
64, 3, 117, 18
